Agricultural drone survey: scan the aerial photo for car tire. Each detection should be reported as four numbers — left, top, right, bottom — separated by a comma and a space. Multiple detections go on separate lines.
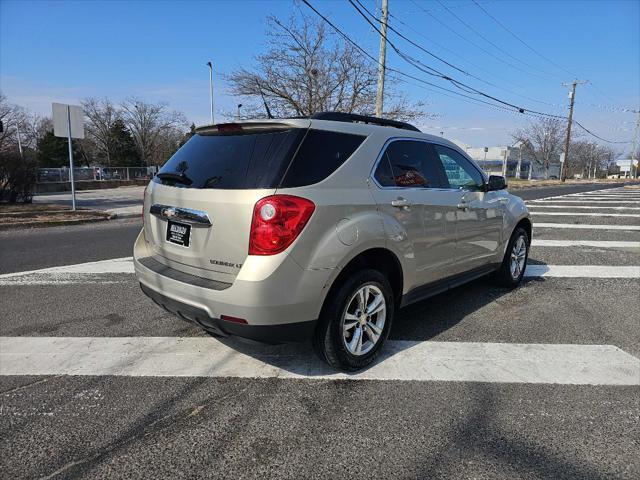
495, 226, 530, 287
314, 269, 395, 371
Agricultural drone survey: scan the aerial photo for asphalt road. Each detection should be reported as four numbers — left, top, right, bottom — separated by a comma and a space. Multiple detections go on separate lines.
1, 182, 639, 479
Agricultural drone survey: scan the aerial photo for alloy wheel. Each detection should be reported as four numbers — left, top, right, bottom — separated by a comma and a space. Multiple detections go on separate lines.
342, 284, 386, 356
510, 235, 527, 280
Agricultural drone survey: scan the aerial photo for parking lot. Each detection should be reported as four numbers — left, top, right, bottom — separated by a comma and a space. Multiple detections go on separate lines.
1, 183, 639, 479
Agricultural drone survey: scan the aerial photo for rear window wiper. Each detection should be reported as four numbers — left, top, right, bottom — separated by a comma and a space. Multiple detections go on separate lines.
156, 172, 193, 185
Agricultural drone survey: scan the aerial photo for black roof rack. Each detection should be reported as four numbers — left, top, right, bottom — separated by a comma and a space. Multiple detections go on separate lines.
310, 112, 420, 132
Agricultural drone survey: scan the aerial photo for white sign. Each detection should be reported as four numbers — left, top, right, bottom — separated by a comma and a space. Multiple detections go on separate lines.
52, 103, 84, 139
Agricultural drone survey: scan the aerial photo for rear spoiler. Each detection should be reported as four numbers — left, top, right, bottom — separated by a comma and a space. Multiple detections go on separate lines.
195, 120, 310, 135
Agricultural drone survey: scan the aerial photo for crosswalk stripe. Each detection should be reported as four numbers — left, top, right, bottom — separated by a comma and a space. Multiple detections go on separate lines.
528, 200, 640, 204
0, 257, 134, 278
533, 223, 640, 230
2, 258, 639, 285
566, 195, 640, 199
528, 205, 640, 210
531, 239, 640, 248
1, 336, 638, 385
523, 265, 640, 278
531, 211, 640, 217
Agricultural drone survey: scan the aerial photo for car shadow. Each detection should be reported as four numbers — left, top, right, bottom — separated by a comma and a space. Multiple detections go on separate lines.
212, 272, 546, 376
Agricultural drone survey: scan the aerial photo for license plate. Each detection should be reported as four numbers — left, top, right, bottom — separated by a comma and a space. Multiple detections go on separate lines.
166, 220, 191, 247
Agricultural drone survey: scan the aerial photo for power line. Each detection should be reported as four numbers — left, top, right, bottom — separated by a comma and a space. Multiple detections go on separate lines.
573, 120, 632, 144
470, 0, 576, 78
408, 0, 554, 82
434, 0, 560, 81
347, 0, 533, 112
347, 0, 571, 117
386, 10, 561, 107
301, 0, 631, 145
353, 0, 559, 108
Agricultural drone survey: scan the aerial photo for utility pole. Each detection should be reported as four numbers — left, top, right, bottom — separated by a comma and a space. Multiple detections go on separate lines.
375, 0, 389, 118
560, 80, 587, 182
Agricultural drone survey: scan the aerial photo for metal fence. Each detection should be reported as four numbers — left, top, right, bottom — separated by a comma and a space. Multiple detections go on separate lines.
37, 167, 156, 183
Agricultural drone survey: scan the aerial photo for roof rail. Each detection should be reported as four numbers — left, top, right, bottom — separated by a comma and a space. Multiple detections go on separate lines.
310, 112, 420, 132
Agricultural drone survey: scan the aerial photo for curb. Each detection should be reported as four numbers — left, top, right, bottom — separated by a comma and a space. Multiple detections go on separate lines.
0, 216, 111, 231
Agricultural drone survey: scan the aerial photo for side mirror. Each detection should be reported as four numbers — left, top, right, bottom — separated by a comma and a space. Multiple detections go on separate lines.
487, 175, 507, 191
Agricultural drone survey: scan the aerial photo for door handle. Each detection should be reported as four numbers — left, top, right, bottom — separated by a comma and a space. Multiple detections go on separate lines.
391, 198, 411, 209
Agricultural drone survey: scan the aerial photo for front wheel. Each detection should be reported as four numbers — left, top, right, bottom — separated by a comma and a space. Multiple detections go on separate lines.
495, 227, 530, 287
314, 269, 394, 371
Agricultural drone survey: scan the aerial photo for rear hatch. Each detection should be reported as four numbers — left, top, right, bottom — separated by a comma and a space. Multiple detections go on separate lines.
144, 121, 309, 283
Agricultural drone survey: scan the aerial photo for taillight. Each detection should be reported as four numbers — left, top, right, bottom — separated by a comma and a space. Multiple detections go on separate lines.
249, 195, 315, 255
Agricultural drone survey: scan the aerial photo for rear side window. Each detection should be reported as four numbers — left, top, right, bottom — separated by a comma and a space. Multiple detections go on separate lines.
155, 129, 304, 189
433, 144, 484, 191
374, 140, 445, 188
280, 130, 365, 188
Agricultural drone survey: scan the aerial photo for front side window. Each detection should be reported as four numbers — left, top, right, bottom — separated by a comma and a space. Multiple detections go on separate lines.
374, 140, 444, 188
433, 145, 485, 191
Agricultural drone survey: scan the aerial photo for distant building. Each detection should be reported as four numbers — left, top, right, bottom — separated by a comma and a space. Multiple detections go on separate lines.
451, 140, 561, 179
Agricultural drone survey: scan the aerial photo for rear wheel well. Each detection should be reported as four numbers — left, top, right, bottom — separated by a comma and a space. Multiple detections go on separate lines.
515, 217, 532, 243
324, 248, 404, 309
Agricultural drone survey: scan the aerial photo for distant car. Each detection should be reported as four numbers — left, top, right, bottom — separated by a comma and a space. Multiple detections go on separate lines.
134, 112, 531, 370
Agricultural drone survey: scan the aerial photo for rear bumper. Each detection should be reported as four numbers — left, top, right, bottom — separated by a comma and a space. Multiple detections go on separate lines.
140, 283, 316, 343
133, 231, 330, 342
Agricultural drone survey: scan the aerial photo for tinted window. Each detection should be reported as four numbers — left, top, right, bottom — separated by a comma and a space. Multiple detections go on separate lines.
433, 145, 484, 191
155, 129, 304, 189
280, 130, 365, 187
374, 140, 444, 188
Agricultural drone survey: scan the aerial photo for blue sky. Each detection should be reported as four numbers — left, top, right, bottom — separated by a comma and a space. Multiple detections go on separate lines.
1, 0, 638, 150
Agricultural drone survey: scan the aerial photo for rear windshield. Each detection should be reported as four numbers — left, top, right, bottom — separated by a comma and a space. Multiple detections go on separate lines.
154, 128, 365, 189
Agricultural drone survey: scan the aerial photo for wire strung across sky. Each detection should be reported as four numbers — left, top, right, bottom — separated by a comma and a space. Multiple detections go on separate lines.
385, 10, 562, 108
470, 0, 576, 79
300, 0, 630, 144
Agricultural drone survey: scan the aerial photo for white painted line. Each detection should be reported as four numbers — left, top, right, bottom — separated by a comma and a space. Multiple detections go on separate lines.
533, 223, 640, 231
531, 211, 640, 217
566, 195, 640, 200
1, 337, 638, 385
531, 239, 640, 248
0, 257, 135, 285
2, 257, 639, 286
524, 264, 640, 278
528, 199, 640, 204
0, 257, 134, 278
528, 205, 640, 210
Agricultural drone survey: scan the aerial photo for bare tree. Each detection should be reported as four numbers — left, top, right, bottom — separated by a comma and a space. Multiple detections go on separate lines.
569, 140, 614, 179
512, 117, 565, 179
120, 98, 187, 166
82, 97, 120, 167
0, 94, 28, 153
226, 13, 425, 121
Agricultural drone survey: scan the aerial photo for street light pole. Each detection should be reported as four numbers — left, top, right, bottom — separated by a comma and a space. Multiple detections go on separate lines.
206, 61, 214, 125
15, 122, 23, 158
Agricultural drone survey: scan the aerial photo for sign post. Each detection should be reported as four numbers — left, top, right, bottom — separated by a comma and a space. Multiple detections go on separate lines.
52, 103, 84, 211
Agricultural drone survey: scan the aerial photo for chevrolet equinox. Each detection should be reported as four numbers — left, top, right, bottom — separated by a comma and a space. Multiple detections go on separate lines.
134, 112, 531, 370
